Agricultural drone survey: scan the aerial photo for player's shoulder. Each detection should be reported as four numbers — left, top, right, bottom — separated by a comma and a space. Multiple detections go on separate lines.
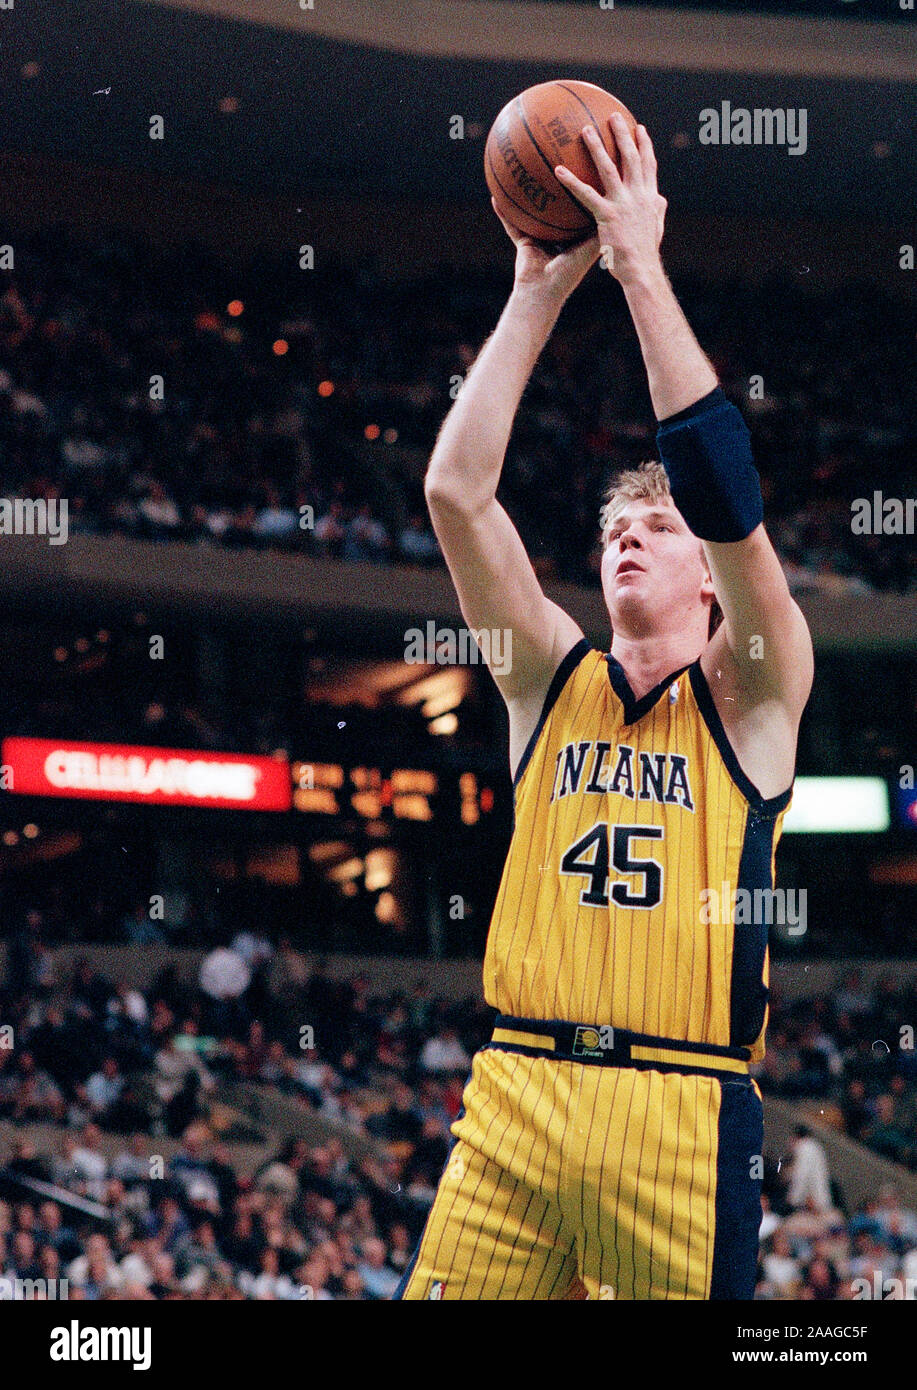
508, 631, 602, 786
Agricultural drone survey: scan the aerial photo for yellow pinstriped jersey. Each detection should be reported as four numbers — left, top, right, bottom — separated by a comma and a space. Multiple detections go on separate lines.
483, 638, 792, 1062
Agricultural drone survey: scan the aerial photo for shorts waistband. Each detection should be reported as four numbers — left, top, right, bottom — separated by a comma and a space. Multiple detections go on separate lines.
486, 1014, 751, 1078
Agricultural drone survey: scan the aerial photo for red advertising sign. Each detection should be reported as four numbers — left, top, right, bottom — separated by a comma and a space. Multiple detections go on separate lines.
1, 738, 291, 811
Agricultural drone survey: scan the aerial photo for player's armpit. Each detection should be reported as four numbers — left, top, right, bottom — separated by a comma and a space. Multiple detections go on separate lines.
701, 523, 814, 719
424, 489, 584, 706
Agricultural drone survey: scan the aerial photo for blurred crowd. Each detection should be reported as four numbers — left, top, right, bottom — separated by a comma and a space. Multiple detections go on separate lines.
2, 932, 917, 1298
756, 1137, 917, 1301
0, 946, 489, 1299
760, 971, 917, 1170
0, 226, 913, 594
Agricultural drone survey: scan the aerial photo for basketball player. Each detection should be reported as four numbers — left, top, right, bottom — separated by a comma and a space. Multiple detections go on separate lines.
395, 114, 813, 1300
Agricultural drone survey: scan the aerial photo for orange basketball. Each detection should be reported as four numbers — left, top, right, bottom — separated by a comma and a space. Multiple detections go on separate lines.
485, 79, 638, 244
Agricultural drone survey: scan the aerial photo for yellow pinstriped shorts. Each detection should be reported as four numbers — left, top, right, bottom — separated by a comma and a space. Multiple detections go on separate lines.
395, 1028, 764, 1301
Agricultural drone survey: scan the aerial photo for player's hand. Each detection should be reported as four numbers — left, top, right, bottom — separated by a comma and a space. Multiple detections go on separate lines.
554, 115, 667, 287
491, 197, 601, 306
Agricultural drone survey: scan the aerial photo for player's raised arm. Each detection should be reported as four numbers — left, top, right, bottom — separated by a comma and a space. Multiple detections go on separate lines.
556, 115, 813, 725
423, 213, 598, 708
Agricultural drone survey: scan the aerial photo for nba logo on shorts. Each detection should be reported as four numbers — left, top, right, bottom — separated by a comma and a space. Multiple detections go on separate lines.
428, 1280, 446, 1300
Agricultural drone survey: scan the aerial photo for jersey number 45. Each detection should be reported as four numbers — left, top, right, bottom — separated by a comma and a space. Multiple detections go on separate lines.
559, 822, 664, 909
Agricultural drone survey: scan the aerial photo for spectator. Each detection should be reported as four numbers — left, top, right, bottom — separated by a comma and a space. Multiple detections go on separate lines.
9, 1052, 65, 1122
84, 1057, 125, 1120
342, 503, 391, 563
252, 486, 299, 544
153, 1036, 215, 1136
66, 1233, 122, 1299
841, 1078, 871, 1143
398, 513, 440, 566
787, 1127, 832, 1213
873, 1184, 917, 1247
313, 500, 346, 558
123, 904, 166, 945
863, 1095, 912, 1165
366, 1082, 424, 1145
112, 1134, 155, 1187
356, 1236, 400, 1300
136, 481, 181, 536
419, 1025, 470, 1075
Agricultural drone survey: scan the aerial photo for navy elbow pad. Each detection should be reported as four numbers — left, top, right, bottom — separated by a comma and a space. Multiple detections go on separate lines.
656, 387, 763, 542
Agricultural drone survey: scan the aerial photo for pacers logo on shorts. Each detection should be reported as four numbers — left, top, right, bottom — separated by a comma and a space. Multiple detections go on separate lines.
572, 1024, 614, 1059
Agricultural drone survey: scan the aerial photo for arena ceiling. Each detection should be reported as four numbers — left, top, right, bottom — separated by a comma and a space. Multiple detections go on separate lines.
0, 0, 913, 220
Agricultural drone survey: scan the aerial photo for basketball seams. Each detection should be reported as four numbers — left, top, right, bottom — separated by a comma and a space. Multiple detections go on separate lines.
485, 140, 575, 237
515, 94, 594, 233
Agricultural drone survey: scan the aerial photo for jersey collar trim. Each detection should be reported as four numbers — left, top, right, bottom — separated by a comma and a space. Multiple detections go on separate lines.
604, 653, 692, 726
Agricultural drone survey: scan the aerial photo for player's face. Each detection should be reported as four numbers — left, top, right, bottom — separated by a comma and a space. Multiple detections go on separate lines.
600, 497, 714, 635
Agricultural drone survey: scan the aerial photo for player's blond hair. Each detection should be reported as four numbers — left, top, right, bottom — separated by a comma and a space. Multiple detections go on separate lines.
599, 460, 671, 550
600, 460, 722, 636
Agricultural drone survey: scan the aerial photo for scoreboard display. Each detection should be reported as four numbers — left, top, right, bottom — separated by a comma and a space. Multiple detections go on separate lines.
291, 761, 495, 827
1, 739, 500, 830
